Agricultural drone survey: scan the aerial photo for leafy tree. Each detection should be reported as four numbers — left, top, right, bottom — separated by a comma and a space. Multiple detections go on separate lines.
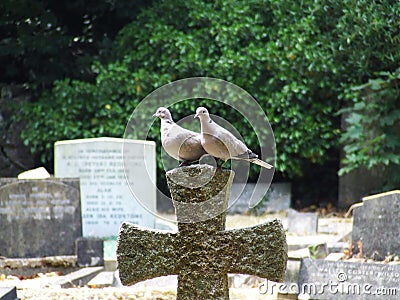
339, 71, 400, 189
22, 1, 340, 170
15, 0, 400, 204
335, 0, 400, 190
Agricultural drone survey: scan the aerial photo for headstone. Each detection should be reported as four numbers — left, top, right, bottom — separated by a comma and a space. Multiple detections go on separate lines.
0, 178, 81, 258
54, 137, 156, 237
298, 258, 400, 299
228, 182, 291, 214
338, 164, 389, 208
117, 165, 288, 300
284, 259, 302, 284
76, 238, 104, 267
287, 209, 318, 235
352, 190, 400, 260
0, 287, 18, 300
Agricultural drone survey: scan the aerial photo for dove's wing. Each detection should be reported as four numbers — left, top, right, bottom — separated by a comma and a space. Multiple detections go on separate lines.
197, 108, 273, 169
162, 122, 206, 161
200, 119, 250, 159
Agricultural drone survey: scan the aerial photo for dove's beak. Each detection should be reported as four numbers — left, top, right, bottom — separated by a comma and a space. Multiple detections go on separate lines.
194, 113, 199, 119
153, 113, 159, 117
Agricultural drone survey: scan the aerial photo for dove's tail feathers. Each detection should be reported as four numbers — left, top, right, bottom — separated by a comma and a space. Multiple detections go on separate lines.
249, 158, 274, 169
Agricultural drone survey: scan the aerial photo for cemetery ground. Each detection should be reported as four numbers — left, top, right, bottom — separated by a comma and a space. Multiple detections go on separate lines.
1, 150, 399, 299
3, 208, 399, 300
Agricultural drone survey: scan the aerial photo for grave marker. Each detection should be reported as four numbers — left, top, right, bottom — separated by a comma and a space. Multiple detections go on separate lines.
54, 137, 156, 237
228, 182, 291, 214
0, 286, 18, 300
117, 165, 288, 300
298, 258, 400, 299
76, 238, 104, 267
352, 190, 400, 260
0, 178, 81, 258
287, 209, 318, 235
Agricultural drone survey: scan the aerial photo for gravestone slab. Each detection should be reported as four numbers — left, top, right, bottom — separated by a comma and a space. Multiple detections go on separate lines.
54, 137, 156, 237
287, 209, 318, 235
352, 190, 400, 260
298, 258, 400, 299
228, 182, 291, 214
0, 178, 81, 258
118, 165, 288, 300
0, 287, 18, 300
76, 238, 104, 267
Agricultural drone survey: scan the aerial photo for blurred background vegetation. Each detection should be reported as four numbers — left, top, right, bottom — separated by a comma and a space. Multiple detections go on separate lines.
1, 0, 399, 208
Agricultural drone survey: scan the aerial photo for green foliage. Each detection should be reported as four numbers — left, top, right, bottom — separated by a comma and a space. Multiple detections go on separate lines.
20, 62, 170, 163
339, 70, 400, 187
13, 0, 400, 196
335, 0, 400, 188
113, 0, 343, 177
333, 0, 400, 81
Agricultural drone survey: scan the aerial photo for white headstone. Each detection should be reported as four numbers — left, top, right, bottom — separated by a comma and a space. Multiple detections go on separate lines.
54, 137, 156, 237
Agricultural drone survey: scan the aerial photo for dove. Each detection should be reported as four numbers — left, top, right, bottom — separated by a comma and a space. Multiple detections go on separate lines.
194, 107, 273, 169
153, 107, 207, 166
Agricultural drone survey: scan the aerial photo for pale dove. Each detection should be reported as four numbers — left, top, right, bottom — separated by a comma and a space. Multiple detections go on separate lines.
194, 107, 273, 169
153, 107, 207, 166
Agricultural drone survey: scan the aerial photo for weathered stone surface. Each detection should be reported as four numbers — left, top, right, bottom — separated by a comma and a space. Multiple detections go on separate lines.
118, 225, 176, 284
0, 178, 81, 258
166, 165, 233, 223
352, 190, 400, 260
117, 165, 287, 300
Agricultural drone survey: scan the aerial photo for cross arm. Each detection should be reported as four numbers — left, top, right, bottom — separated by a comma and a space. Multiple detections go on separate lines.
223, 218, 287, 282
117, 222, 178, 286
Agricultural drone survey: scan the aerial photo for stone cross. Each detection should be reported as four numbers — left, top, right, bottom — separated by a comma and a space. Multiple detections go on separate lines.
117, 165, 287, 300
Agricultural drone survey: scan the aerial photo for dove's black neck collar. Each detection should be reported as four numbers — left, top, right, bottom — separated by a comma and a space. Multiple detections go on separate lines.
208, 119, 213, 124
164, 120, 173, 124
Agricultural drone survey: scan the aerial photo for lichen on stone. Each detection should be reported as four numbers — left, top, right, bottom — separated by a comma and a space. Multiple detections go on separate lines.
117, 165, 287, 300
